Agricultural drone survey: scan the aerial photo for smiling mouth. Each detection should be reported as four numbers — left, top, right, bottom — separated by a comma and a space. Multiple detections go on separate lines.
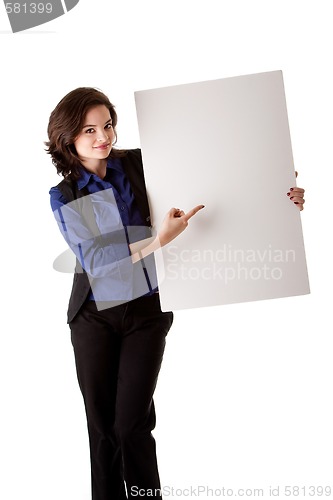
94, 143, 110, 149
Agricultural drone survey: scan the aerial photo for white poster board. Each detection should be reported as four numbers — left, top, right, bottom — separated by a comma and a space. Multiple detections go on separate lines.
135, 71, 310, 311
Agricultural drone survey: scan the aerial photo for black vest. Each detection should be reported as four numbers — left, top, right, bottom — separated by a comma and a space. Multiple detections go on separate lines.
56, 149, 152, 323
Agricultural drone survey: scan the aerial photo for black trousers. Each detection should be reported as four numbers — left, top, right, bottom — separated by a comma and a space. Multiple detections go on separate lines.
69, 293, 173, 500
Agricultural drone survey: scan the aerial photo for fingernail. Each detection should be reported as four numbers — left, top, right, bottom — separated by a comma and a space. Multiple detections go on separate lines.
294, 202, 299, 205
290, 196, 294, 200
200, 205, 205, 209
290, 188, 294, 191
287, 192, 290, 196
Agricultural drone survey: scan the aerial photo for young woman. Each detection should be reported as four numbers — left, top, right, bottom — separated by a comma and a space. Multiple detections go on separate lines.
47, 87, 305, 500
47, 87, 205, 500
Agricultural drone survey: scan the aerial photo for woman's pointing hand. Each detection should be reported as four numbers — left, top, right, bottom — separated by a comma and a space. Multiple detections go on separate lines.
158, 205, 205, 247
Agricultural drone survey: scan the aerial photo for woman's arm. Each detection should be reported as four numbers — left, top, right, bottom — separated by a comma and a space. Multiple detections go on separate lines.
50, 187, 133, 279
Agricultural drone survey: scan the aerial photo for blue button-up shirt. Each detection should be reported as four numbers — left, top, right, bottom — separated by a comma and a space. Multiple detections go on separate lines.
50, 157, 158, 305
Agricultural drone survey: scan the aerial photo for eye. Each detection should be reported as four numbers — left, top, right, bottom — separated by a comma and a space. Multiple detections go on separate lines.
105, 123, 113, 130
85, 128, 95, 134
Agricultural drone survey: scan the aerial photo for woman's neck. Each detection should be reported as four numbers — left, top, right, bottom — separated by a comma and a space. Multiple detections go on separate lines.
82, 158, 108, 179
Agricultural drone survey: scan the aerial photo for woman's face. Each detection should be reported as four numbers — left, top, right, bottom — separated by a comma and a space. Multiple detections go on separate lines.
73, 105, 115, 167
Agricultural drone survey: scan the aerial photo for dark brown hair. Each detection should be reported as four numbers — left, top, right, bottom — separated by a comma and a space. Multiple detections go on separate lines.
45, 87, 126, 180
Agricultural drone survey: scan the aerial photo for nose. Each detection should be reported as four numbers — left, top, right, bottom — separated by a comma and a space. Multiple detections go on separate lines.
96, 129, 109, 142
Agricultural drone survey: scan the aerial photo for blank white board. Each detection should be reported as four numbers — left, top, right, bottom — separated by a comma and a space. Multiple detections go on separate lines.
135, 71, 310, 311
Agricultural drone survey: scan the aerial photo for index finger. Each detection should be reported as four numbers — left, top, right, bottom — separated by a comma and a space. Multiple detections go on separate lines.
183, 205, 205, 221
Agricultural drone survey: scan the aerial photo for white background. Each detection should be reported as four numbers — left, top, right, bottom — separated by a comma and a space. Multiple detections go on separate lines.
0, 1, 332, 498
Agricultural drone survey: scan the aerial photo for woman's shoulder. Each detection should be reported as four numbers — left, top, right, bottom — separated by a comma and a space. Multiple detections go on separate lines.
114, 147, 142, 159
122, 148, 143, 165
126, 148, 141, 156
116, 148, 143, 172
49, 184, 71, 211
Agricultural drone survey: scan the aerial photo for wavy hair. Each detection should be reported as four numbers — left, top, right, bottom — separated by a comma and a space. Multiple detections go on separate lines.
45, 87, 126, 180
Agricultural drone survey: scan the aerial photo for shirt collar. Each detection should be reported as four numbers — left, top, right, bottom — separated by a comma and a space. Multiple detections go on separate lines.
76, 166, 93, 190
76, 157, 122, 191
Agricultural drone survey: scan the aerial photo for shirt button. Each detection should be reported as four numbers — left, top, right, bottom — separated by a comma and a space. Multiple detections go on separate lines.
120, 206, 125, 211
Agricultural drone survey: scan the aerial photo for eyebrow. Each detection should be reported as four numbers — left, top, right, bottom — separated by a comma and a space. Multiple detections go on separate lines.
82, 118, 112, 129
